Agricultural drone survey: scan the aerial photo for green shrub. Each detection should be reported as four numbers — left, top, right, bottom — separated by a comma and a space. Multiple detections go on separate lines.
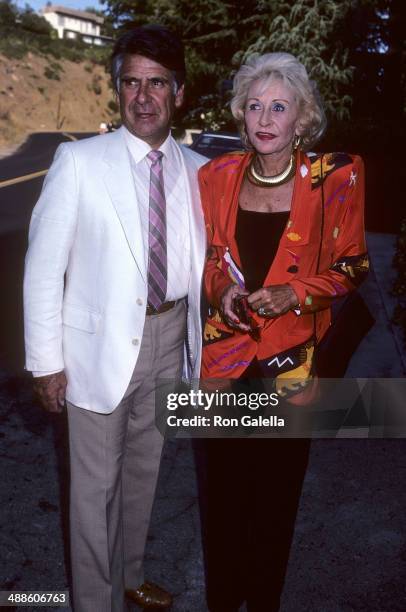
20, 8, 53, 36
44, 61, 63, 80
107, 99, 118, 113
44, 66, 59, 80
0, 0, 18, 29
0, 36, 27, 59
91, 73, 102, 95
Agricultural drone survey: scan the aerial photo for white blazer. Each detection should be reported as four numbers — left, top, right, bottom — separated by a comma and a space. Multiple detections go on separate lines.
24, 128, 207, 414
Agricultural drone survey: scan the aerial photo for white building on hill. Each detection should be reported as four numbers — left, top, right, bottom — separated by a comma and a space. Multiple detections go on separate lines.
41, 4, 110, 45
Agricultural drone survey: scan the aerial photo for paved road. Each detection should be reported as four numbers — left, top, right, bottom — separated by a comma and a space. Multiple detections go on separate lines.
0, 138, 405, 611
0, 132, 97, 183
0, 132, 96, 373
0, 132, 97, 235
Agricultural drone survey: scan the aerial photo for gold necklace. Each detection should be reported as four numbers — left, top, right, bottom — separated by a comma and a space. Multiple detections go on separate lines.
246, 154, 296, 188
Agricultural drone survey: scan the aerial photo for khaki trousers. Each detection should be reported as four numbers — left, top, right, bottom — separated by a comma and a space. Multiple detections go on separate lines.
67, 301, 186, 612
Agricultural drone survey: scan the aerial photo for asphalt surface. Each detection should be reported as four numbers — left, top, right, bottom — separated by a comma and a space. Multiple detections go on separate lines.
0, 135, 405, 611
0, 133, 97, 182
0, 132, 97, 372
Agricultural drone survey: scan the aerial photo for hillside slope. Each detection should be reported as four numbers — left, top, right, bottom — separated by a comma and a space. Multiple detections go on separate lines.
0, 52, 117, 152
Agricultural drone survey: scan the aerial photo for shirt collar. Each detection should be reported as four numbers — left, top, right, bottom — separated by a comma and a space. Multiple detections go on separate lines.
122, 125, 174, 165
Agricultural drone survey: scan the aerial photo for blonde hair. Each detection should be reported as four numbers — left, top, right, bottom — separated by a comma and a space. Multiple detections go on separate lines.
231, 52, 326, 150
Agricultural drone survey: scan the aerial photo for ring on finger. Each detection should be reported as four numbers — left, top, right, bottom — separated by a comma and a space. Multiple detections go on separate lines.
258, 307, 275, 317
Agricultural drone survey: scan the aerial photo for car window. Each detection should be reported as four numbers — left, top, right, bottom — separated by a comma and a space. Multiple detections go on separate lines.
192, 135, 243, 159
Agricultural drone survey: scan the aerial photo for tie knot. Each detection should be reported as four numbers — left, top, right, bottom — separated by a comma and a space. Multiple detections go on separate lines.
147, 150, 163, 164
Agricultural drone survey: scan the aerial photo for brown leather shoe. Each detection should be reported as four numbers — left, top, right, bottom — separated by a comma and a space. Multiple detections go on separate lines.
125, 582, 173, 609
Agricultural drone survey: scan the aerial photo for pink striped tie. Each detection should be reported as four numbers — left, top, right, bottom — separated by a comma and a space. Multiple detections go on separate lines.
147, 150, 167, 310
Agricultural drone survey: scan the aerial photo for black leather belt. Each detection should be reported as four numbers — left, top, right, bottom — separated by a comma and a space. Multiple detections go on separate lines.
146, 300, 178, 316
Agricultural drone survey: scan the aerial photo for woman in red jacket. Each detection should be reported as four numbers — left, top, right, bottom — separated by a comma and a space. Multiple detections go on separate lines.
199, 52, 369, 612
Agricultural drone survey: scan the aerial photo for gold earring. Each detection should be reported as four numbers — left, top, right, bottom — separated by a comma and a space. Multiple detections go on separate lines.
293, 135, 301, 150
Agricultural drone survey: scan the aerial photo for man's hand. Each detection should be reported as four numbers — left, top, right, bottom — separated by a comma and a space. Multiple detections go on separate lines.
33, 371, 67, 413
220, 284, 250, 332
248, 284, 299, 318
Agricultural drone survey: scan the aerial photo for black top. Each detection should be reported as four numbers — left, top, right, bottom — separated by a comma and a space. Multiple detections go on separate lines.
235, 207, 289, 293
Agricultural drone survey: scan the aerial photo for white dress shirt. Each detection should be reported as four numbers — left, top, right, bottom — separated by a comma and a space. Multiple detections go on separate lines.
122, 126, 191, 301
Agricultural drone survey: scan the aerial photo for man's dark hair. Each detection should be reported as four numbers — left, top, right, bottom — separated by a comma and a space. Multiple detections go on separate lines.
111, 24, 186, 93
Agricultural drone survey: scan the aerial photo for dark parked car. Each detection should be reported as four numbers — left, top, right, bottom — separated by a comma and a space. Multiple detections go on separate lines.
189, 131, 244, 159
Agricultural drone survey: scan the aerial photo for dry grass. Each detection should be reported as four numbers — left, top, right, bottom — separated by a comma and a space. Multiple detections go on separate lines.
0, 52, 118, 152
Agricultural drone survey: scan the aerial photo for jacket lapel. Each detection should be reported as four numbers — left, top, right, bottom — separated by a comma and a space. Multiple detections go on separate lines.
264, 150, 313, 285
102, 128, 146, 281
214, 153, 252, 270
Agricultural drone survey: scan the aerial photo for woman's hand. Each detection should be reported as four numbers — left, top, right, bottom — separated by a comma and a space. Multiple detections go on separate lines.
220, 284, 250, 332
248, 284, 299, 318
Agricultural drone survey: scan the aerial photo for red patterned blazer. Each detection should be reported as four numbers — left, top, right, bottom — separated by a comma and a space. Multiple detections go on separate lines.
199, 149, 369, 398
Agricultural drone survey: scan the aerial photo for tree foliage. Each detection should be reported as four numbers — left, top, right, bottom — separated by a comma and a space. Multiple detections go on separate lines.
0, 0, 52, 36
0, 0, 17, 29
0, 0, 110, 64
102, 0, 356, 128
236, 0, 354, 120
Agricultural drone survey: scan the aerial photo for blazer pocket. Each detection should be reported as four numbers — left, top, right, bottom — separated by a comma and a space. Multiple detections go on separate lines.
62, 303, 101, 333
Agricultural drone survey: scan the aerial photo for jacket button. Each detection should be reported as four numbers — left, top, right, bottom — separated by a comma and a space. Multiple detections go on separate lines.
136, 298, 143, 306
132, 338, 139, 346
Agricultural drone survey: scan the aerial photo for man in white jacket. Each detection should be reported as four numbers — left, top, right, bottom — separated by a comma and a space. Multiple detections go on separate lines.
24, 25, 206, 612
